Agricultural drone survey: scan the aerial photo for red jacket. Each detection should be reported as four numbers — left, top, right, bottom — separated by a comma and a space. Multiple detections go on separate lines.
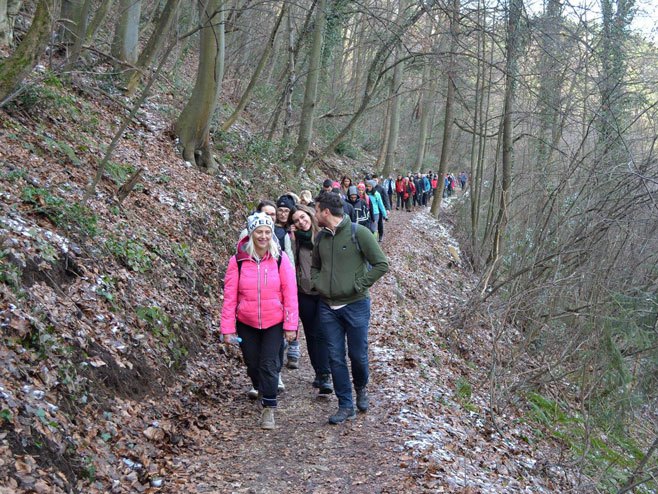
395, 178, 405, 193
403, 179, 416, 199
220, 239, 298, 334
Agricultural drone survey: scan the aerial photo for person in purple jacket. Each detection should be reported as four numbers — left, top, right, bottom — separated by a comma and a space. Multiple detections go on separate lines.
220, 212, 299, 430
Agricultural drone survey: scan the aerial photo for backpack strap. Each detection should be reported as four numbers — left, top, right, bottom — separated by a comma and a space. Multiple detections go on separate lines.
236, 254, 282, 280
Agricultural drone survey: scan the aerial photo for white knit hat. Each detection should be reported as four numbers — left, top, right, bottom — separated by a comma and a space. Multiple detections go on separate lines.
247, 212, 274, 235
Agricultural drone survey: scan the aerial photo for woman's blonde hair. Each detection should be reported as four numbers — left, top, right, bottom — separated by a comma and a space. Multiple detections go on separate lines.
299, 190, 313, 205
243, 227, 281, 260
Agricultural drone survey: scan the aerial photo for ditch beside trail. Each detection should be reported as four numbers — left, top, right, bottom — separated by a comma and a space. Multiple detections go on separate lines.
159, 201, 574, 494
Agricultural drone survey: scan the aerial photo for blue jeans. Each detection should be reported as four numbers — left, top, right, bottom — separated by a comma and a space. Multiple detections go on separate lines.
319, 298, 371, 409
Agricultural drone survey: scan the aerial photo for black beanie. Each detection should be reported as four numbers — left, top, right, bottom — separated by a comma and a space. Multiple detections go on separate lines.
276, 194, 296, 210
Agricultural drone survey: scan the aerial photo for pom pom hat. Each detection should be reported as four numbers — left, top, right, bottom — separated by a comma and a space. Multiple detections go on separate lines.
247, 212, 274, 235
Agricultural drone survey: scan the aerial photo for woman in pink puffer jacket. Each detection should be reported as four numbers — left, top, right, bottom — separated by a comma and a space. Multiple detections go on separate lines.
220, 212, 298, 429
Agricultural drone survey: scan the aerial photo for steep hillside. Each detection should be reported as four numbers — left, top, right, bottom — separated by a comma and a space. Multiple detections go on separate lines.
2, 74, 577, 493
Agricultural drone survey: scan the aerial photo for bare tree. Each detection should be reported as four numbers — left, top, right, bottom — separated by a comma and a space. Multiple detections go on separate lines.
175, 0, 225, 172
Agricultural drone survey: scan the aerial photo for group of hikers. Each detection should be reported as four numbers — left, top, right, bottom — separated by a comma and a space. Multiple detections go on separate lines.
218, 170, 466, 429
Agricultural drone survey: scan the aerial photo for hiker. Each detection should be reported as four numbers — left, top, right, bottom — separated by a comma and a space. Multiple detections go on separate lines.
365, 180, 387, 241
275, 194, 300, 369
287, 204, 333, 396
402, 176, 415, 212
311, 192, 389, 424
299, 189, 314, 207
220, 212, 298, 430
346, 185, 371, 228
339, 175, 352, 198
395, 175, 405, 210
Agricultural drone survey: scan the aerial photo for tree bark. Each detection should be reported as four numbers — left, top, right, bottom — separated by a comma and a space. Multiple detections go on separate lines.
175, 0, 224, 172
413, 59, 431, 173
382, 48, 403, 177
0, 0, 23, 48
85, 0, 114, 44
0, 0, 59, 104
483, 0, 523, 279
126, 0, 181, 95
430, 0, 460, 217
63, 0, 92, 68
382, 0, 407, 178
112, 0, 142, 65
291, 0, 327, 171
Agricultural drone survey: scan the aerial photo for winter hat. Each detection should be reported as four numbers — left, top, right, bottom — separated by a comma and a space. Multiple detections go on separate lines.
247, 212, 274, 235
348, 185, 358, 196
357, 182, 366, 191
322, 179, 333, 188
332, 181, 340, 189
276, 194, 296, 210
366, 179, 377, 188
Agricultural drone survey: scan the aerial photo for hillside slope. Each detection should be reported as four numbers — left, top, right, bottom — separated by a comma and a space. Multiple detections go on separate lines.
1, 77, 576, 493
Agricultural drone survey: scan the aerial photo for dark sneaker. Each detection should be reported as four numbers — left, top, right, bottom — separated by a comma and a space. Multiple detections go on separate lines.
286, 357, 299, 369
312, 375, 320, 388
328, 407, 356, 424
356, 387, 369, 412
318, 374, 333, 395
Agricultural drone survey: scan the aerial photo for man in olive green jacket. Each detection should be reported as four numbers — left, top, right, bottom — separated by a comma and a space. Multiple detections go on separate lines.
311, 192, 389, 424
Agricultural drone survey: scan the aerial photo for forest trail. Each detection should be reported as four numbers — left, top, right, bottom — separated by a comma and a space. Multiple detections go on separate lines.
155, 196, 571, 493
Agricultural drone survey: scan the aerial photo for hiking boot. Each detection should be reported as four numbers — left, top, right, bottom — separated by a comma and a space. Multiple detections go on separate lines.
261, 407, 275, 430
277, 374, 285, 392
356, 387, 369, 412
247, 388, 259, 400
318, 374, 333, 395
312, 375, 320, 388
328, 407, 356, 425
286, 340, 301, 369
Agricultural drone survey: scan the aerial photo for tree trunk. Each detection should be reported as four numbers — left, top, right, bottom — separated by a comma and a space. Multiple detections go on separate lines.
175, 0, 224, 172
483, 0, 523, 278
85, 0, 114, 44
282, 3, 296, 142
60, 0, 86, 45
375, 85, 392, 169
0, 0, 23, 48
112, 0, 142, 65
221, 2, 286, 131
382, 45, 403, 177
413, 59, 431, 173
0, 0, 59, 104
291, 0, 326, 170
63, 0, 92, 68
430, 0, 460, 217
381, 0, 407, 178
126, 0, 181, 95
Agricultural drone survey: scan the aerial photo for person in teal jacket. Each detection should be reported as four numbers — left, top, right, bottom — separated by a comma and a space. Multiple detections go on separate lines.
365, 180, 387, 240
311, 192, 389, 425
